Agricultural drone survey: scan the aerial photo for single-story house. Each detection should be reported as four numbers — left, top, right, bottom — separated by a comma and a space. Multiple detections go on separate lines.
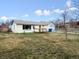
10, 20, 55, 33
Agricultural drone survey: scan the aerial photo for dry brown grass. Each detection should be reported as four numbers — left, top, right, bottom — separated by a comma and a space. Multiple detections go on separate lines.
0, 32, 79, 59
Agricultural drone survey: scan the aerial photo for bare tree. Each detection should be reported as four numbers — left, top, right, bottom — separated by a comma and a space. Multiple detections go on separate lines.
62, 9, 68, 40
54, 19, 61, 30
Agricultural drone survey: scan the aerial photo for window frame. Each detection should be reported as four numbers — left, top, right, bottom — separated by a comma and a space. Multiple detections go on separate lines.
23, 25, 31, 30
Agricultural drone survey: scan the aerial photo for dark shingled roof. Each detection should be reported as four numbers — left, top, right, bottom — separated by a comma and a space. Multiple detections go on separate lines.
14, 20, 49, 25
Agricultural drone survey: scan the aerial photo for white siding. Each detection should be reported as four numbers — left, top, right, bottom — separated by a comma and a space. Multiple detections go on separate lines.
34, 25, 47, 32
11, 22, 55, 33
34, 25, 39, 32
11, 23, 34, 33
47, 23, 55, 32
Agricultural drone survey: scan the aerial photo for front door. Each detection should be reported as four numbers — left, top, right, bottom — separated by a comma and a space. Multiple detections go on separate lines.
49, 29, 52, 32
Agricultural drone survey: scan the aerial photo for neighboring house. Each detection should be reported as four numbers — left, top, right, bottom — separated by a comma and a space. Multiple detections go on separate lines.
56, 21, 79, 29
0, 23, 9, 32
10, 20, 55, 33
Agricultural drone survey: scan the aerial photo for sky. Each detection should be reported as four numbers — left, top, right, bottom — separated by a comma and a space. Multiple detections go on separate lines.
0, 0, 78, 22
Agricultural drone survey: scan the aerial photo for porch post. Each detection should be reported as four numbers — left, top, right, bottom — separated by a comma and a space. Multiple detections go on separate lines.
39, 25, 41, 32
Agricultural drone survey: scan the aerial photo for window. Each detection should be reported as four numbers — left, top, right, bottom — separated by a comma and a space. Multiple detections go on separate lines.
23, 25, 31, 30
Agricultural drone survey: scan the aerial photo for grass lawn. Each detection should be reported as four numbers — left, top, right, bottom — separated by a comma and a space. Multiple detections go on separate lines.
0, 32, 79, 59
